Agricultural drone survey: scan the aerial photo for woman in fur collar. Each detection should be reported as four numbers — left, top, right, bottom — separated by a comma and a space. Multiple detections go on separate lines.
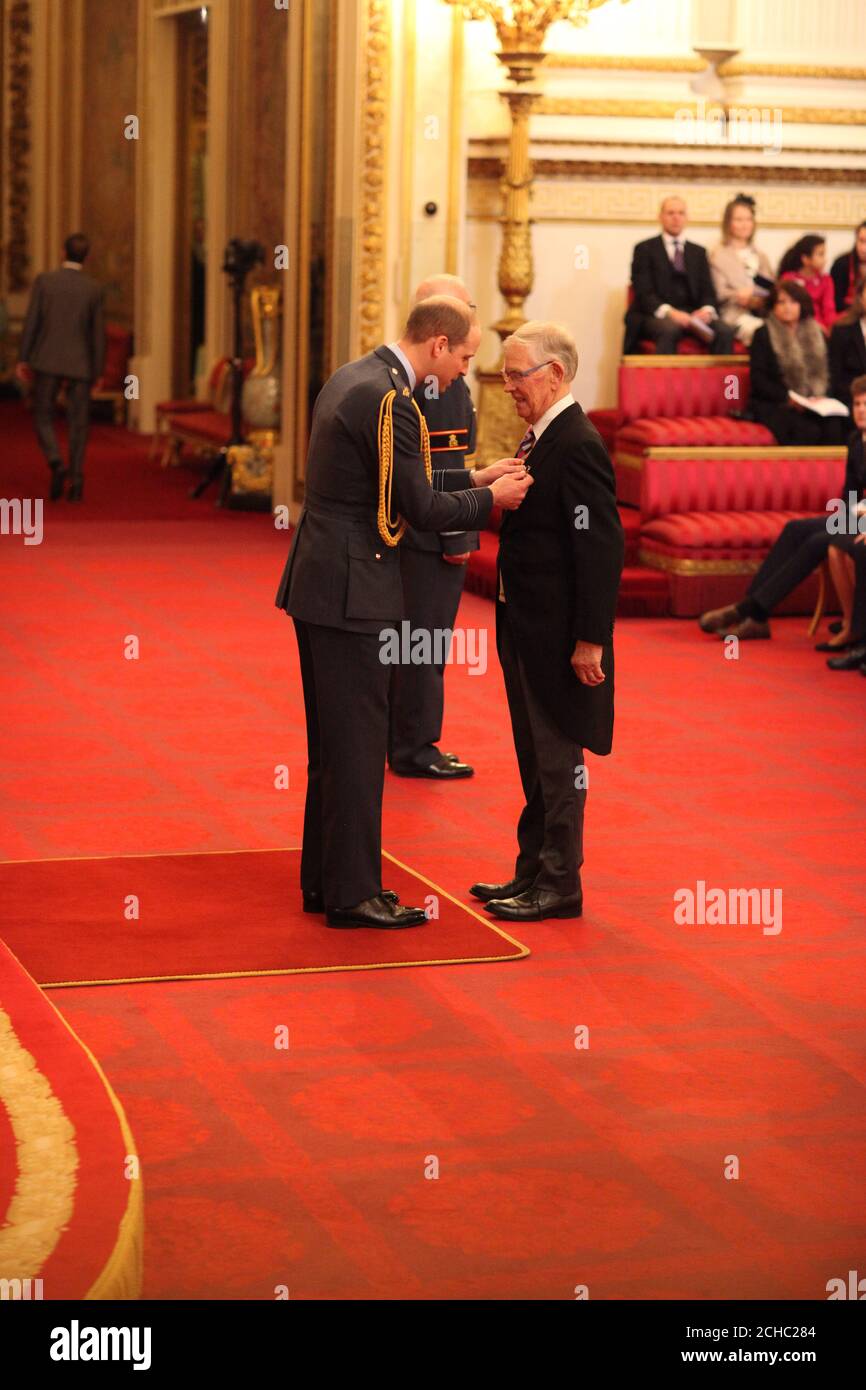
749, 281, 848, 445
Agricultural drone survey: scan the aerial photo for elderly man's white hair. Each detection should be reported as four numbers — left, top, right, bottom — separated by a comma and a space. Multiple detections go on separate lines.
504, 321, 578, 384
413, 273, 471, 305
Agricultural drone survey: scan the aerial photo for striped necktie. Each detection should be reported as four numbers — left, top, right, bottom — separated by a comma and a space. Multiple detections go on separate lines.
516, 427, 536, 467
498, 427, 535, 604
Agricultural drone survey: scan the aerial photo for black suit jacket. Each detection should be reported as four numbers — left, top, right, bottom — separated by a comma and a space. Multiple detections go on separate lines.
496, 402, 624, 756
828, 319, 866, 407
404, 375, 479, 555
275, 346, 493, 634
623, 236, 718, 353
747, 323, 821, 407
19, 266, 106, 381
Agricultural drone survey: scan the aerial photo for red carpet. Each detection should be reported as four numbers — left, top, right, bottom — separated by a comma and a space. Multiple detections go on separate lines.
0, 848, 526, 986
0, 941, 141, 1298
2, 399, 865, 1298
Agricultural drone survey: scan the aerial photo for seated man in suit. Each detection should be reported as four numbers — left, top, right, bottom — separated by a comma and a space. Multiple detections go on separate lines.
624, 196, 736, 356
470, 321, 625, 922
699, 374, 866, 644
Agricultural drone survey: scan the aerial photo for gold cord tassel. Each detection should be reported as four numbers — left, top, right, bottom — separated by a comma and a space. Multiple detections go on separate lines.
377, 390, 433, 546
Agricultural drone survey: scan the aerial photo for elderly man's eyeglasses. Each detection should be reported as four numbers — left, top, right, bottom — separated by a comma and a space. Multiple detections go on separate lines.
501, 360, 553, 386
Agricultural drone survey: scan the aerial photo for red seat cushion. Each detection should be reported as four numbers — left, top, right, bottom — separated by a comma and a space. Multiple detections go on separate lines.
617, 416, 774, 449
156, 399, 212, 414
165, 410, 232, 444
641, 509, 818, 558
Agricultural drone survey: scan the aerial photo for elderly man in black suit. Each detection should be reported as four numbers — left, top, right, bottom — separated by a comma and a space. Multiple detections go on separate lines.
470, 321, 624, 923
17, 232, 106, 502
623, 196, 735, 355
275, 296, 533, 930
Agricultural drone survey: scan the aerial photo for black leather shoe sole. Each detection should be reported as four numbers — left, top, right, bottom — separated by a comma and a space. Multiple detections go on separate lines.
485, 899, 583, 921
391, 763, 474, 779
325, 906, 427, 929
304, 888, 399, 914
469, 876, 534, 903
827, 647, 866, 671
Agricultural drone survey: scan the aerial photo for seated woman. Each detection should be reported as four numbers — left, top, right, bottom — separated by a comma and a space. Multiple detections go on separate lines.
699, 375, 866, 642
709, 193, 773, 347
825, 536, 866, 671
830, 221, 866, 314
829, 276, 866, 408
778, 235, 836, 334
748, 281, 849, 447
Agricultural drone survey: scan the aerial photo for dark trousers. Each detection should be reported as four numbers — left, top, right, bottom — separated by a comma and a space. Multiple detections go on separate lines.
747, 517, 831, 615
498, 604, 585, 897
751, 402, 849, 447
388, 545, 468, 769
33, 373, 92, 482
639, 315, 735, 355
293, 618, 390, 908
830, 534, 866, 640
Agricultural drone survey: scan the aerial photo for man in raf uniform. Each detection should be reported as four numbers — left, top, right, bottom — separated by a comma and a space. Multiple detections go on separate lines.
275, 296, 532, 930
388, 274, 481, 780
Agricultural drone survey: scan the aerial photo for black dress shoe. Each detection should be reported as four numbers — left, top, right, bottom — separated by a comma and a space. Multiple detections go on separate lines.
326, 894, 427, 929
391, 756, 473, 779
827, 642, 866, 671
485, 888, 583, 921
48, 459, 68, 501
469, 875, 535, 903
303, 887, 398, 914
815, 639, 852, 652
67, 478, 83, 502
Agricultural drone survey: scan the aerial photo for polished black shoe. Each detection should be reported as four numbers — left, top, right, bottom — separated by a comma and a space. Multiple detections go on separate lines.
304, 887, 398, 914
391, 755, 473, 779
815, 638, 852, 652
325, 894, 427, 929
469, 875, 535, 903
827, 642, 866, 671
485, 888, 583, 921
48, 459, 68, 501
67, 478, 84, 502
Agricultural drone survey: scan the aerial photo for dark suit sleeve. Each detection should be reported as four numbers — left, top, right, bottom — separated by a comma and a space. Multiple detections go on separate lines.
91, 289, 106, 382
630, 242, 663, 317
19, 275, 43, 363
749, 326, 788, 404
692, 247, 718, 311
828, 324, 848, 405
390, 395, 492, 533
831, 254, 850, 313
561, 435, 624, 648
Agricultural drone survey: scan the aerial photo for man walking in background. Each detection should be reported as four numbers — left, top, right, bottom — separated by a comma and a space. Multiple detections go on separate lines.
17, 232, 105, 502
389, 272, 481, 781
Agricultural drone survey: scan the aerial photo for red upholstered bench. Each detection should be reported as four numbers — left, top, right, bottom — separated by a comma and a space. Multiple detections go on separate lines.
613, 357, 771, 506
639, 510, 831, 618
635, 445, 846, 616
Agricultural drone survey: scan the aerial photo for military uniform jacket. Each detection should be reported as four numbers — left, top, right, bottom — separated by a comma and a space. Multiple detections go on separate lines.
275, 346, 493, 634
496, 402, 624, 756
404, 376, 479, 556
19, 266, 106, 382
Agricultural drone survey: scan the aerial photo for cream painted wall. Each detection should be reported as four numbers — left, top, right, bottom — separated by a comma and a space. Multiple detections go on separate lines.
445, 0, 866, 411
466, 215, 863, 413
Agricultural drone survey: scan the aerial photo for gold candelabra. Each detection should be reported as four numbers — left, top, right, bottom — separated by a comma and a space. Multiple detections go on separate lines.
443, 0, 625, 462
